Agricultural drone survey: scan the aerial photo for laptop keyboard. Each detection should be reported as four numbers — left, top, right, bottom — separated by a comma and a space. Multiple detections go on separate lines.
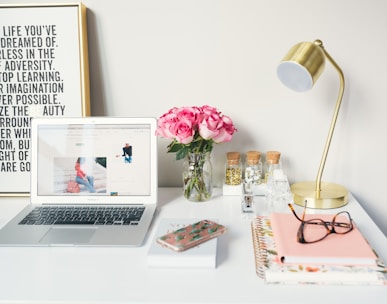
18, 206, 145, 226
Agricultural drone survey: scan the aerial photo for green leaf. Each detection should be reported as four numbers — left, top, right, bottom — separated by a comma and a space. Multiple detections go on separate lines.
175, 234, 184, 241
208, 227, 218, 234
167, 141, 184, 153
189, 229, 202, 235
176, 147, 188, 160
191, 234, 202, 241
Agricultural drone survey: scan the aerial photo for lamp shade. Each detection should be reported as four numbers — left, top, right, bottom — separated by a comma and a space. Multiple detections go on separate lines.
277, 41, 325, 92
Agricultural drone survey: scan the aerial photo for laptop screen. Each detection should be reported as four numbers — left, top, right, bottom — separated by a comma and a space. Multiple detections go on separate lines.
30, 117, 157, 204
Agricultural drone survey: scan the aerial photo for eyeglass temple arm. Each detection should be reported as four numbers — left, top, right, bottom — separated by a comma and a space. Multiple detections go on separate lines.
287, 203, 304, 222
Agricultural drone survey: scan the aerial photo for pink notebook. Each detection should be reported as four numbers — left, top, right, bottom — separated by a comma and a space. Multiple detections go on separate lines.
270, 212, 378, 266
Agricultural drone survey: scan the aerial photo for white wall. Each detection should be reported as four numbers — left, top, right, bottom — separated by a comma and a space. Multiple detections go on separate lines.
4, 0, 387, 236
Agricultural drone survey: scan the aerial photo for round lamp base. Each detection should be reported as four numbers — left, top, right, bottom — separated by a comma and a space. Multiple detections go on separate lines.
291, 181, 348, 209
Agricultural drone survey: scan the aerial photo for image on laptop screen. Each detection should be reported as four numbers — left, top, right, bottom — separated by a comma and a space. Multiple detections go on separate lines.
36, 123, 151, 197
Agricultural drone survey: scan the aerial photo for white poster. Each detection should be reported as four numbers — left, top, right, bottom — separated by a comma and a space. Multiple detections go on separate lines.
0, 3, 90, 195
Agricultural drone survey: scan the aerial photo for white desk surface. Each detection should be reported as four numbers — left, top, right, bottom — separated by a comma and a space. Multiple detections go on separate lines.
0, 188, 386, 303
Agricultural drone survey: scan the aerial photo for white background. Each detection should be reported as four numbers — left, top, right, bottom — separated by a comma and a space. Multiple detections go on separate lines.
2, 0, 387, 237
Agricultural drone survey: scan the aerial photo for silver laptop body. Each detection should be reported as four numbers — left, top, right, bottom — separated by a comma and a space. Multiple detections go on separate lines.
0, 117, 158, 247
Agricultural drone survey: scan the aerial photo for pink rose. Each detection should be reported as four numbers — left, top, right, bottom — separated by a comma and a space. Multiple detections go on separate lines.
155, 106, 198, 144
156, 105, 236, 148
198, 117, 221, 140
212, 115, 236, 143
171, 117, 195, 144
155, 107, 179, 140
176, 106, 201, 127
198, 107, 236, 143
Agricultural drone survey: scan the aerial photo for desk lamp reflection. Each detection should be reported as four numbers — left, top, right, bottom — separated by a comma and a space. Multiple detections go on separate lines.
277, 39, 348, 209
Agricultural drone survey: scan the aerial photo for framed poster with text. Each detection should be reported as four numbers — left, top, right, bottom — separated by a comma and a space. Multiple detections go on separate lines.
0, 3, 90, 196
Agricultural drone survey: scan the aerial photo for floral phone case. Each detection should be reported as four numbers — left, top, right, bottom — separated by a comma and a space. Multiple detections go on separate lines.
156, 219, 227, 252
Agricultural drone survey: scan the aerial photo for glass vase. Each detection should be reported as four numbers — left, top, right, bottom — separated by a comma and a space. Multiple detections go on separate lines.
182, 152, 213, 202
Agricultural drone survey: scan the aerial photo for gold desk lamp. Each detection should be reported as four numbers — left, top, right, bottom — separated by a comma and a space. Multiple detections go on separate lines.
277, 39, 348, 209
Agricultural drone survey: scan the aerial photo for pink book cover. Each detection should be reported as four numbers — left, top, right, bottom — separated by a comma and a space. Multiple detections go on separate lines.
270, 212, 378, 266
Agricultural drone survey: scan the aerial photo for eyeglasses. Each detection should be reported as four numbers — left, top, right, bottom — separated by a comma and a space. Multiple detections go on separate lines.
288, 201, 353, 244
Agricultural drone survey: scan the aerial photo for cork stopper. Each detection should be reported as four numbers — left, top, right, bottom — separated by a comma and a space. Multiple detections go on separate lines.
266, 151, 281, 164
226, 152, 240, 165
246, 150, 261, 165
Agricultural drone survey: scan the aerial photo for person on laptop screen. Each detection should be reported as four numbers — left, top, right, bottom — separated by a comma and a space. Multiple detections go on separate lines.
75, 157, 96, 193
122, 143, 133, 163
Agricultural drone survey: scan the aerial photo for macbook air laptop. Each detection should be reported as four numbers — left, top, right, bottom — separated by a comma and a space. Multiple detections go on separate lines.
0, 116, 158, 246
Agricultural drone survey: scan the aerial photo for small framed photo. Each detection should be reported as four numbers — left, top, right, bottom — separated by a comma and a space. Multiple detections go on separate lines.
0, 3, 90, 196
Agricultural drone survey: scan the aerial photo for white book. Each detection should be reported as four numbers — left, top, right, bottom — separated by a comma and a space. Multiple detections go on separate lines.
147, 218, 218, 268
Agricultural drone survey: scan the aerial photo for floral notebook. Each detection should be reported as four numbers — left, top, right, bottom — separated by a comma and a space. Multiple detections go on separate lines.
251, 216, 387, 285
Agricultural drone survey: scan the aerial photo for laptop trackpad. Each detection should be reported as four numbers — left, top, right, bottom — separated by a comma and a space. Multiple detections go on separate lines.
39, 227, 96, 245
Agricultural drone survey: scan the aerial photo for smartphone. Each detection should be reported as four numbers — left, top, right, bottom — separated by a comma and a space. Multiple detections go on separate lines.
156, 219, 227, 252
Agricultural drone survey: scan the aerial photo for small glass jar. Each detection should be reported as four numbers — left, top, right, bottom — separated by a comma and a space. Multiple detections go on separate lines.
225, 152, 242, 185
264, 151, 281, 184
244, 150, 263, 184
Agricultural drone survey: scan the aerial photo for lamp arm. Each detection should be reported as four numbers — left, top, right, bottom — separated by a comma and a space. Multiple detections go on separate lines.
314, 41, 345, 197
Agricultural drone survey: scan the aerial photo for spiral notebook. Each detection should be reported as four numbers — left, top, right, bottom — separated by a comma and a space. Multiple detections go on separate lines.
251, 216, 387, 285
270, 212, 378, 266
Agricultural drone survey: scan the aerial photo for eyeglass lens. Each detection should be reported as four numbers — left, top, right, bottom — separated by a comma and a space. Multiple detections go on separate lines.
300, 211, 352, 243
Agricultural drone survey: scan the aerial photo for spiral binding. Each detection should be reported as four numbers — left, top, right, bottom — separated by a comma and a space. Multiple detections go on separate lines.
251, 217, 268, 279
